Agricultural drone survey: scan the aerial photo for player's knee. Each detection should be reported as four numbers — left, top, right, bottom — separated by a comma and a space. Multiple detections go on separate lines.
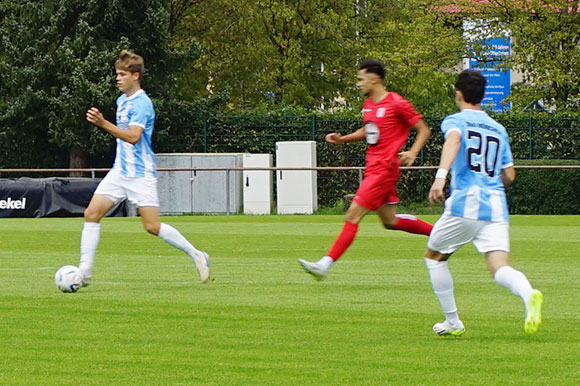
425, 249, 449, 261
84, 207, 100, 223
343, 200, 370, 224
143, 221, 160, 235
344, 213, 362, 224
382, 213, 398, 228
382, 218, 397, 229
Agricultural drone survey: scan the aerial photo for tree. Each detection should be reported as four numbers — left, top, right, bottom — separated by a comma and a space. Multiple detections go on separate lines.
454, 0, 580, 110
171, 0, 465, 115
173, 0, 361, 108
357, 0, 466, 116
507, 0, 580, 109
0, 0, 196, 171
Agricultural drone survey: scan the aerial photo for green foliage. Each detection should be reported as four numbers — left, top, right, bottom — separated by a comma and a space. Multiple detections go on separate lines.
153, 107, 580, 213
172, 0, 464, 114
359, 0, 465, 117
1, 0, 579, 216
0, 0, 198, 168
507, 159, 580, 215
462, 0, 580, 110
508, 1, 580, 110
175, 0, 360, 107
490, 112, 580, 160
153, 94, 228, 154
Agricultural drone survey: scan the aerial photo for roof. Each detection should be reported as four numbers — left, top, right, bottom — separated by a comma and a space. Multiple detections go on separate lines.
433, 0, 580, 15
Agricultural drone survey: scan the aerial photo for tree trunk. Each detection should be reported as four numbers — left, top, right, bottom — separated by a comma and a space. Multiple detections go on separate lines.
69, 145, 89, 177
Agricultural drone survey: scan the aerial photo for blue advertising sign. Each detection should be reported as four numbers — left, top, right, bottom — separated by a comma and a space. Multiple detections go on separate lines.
469, 37, 511, 111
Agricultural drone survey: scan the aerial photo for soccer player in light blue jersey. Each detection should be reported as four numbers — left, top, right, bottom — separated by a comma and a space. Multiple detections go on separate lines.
79, 50, 210, 285
424, 70, 542, 336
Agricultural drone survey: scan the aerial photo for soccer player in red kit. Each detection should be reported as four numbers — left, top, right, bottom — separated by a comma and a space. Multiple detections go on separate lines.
298, 59, 433, 279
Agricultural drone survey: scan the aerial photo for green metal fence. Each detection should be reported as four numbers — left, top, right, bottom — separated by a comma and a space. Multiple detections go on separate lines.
160, 115, 580, 162
152, 115, 580, 207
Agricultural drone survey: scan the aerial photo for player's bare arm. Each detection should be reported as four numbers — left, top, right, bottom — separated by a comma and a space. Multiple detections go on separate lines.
325, 127, 366, 144
399, 120, 431, 166
86, 107, 143, 145
429, 130, 461, 204
500, 166, 516, 187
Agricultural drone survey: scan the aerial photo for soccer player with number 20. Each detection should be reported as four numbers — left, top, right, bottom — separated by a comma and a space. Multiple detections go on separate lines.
424, 69, 543, 336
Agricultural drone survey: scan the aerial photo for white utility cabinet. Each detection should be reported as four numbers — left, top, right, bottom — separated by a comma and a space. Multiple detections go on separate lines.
155, 153, 194, 214
243, 154, 273, 215
156, 153, 243, 214
275, 141, 317, 214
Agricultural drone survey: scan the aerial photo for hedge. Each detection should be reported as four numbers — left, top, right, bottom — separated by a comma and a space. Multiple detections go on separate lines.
506, 160, 580, 215
3, 100, 579, 214
151, 106, 580, 213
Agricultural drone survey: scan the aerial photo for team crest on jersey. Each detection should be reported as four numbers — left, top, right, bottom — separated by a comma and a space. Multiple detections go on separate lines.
117, 107, 129, 123
377, 108, 386, 118
364, 122, 380, 146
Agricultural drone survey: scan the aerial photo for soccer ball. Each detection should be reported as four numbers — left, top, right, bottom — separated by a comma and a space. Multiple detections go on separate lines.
54, 265, 84, 293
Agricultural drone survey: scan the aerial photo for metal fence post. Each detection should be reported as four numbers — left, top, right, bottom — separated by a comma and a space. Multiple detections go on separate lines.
203, 115, 208, 153
528, 117, 533, 159
225, 168, 230, 216
311, 115, 317, 141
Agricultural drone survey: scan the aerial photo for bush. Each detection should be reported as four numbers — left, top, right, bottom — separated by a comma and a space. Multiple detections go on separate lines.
5, 99, 578, 214
151, 105, 580, 213
506, 160, 580, 215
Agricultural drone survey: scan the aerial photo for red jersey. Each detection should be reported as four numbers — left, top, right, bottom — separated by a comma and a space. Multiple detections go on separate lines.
362, 92, 423, 168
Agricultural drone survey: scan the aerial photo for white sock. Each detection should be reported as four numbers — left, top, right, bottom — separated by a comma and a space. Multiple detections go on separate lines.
317, 256, 334, 271
158, 223, 199, 259
425, 258, 460, 325
79, 222, 101, 278
494, 265, 534, 313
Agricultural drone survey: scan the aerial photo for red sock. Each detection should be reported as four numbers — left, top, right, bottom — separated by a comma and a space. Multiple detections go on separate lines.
392, 214, 433, 236
327, 222, 359, 261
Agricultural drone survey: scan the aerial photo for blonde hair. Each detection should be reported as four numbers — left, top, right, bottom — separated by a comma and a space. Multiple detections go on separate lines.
115, 50, 144, 76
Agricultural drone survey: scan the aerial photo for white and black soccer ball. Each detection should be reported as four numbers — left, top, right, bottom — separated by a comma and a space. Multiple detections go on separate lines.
54, 265, 84, 293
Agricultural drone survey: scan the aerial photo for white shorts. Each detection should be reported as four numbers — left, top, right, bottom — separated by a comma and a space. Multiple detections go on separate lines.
94, 169, 159, 208
427, 214, 509, 254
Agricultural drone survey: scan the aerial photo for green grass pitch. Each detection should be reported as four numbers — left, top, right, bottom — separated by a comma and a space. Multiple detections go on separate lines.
1, 215, 579, 385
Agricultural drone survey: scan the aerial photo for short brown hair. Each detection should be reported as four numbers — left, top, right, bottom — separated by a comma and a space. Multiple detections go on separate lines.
115, 50, 144, 75
455, 69, 486, 104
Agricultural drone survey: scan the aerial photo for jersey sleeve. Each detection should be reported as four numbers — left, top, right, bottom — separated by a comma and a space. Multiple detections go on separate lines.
441, 116, 462, 138
501, 133, 514, 168
396, 96, 423, 127
128, 98, 151, 129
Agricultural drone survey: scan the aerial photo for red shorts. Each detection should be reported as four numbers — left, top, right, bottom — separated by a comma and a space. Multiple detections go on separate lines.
353, 164, 400, 210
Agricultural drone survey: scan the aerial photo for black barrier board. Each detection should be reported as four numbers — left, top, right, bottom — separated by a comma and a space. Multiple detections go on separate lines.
0, 178, 127, 218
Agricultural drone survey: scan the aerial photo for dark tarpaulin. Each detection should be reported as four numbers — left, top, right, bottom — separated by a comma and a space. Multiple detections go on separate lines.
0, 178, 127, 218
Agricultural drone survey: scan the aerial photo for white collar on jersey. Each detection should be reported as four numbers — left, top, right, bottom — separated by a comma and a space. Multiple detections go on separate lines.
462, 108, 486, 113
125, 89, 145, 101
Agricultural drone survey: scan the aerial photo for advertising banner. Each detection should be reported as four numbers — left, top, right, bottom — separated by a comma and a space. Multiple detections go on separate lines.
0, 178, 127, 218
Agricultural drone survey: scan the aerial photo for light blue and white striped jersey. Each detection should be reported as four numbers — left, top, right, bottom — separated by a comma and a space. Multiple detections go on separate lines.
112, 89, 157, 178
442, 109, 513, 222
